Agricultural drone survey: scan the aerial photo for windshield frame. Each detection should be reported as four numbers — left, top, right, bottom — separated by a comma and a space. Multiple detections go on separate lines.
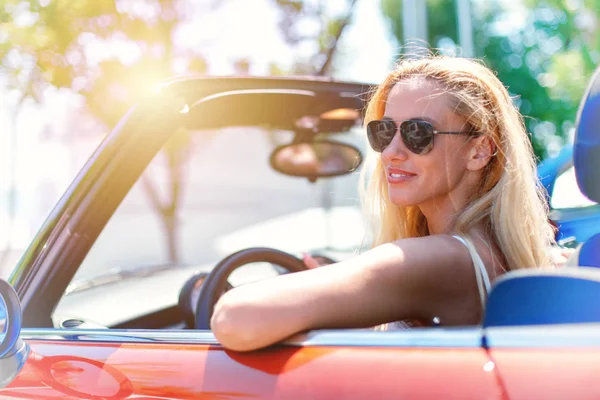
9, 77, 371, 327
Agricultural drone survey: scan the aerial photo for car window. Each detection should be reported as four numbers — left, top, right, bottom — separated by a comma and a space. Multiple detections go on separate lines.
53, 126, 368, 326
550, 166, 598, 210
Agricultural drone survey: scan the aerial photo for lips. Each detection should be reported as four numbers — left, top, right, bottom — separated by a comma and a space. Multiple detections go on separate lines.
386, 167, 416, 184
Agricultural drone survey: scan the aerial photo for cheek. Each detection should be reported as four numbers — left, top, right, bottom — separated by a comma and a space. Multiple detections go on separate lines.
419, 148, 467, 190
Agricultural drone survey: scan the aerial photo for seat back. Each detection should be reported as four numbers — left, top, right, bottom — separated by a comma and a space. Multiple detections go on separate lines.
574, 68, 600, 202
573, 66, 600, 267
484, 268, 600, 327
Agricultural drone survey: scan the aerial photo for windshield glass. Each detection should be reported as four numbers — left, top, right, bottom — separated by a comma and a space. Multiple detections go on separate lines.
56, 124, 368, 319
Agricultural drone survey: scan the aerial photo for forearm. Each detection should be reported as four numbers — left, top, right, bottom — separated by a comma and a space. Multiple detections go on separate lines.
211, 263, 361, 351
211, 245, 409, 351
211, 271, 321, 351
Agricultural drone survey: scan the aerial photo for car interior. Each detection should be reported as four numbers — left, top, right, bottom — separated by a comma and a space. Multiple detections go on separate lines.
38, 69, 600, 335
51, 83, 371, 331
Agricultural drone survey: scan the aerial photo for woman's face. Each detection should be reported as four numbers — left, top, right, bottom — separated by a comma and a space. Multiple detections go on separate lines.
381, 79, 475, 208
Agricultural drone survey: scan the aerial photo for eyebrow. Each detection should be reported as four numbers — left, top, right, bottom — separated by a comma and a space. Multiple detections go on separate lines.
382, 116, 441, 126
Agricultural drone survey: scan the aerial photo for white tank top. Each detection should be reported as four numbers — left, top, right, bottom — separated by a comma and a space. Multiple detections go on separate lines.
452, 235, 492, 310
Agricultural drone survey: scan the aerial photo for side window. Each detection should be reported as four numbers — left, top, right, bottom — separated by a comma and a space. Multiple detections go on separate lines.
550, 166, 597, 210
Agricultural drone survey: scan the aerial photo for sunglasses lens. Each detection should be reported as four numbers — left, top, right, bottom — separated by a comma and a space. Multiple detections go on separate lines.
367, 120, 396, 152
400, 121, 434, 154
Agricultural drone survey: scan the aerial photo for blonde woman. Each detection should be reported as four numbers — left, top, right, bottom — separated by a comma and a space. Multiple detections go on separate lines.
211, 55, 556, 351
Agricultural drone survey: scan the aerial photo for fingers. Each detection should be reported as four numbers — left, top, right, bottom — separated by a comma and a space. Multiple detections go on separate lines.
302, 253, 321, 269
561, 248, 576, 259
549, 246, 576, 267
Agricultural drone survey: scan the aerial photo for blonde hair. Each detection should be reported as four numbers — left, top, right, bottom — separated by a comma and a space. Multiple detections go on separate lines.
360, 54, 555, 270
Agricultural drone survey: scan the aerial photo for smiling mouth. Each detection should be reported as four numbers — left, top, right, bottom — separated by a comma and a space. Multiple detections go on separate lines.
390, 173, 412, 178
387, 170, 416, 184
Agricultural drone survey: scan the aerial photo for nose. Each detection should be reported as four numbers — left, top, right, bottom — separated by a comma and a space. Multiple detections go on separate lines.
381, 130, 409, 163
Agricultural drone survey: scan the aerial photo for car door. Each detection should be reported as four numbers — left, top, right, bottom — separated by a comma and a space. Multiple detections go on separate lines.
486, 324, 600, 400
2, 328, 502, 399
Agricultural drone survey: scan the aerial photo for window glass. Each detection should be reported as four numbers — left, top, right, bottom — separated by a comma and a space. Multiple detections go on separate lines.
550, 166, 597, 210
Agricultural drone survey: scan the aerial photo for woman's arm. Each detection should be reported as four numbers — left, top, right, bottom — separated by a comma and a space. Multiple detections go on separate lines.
211, 235, 485, 351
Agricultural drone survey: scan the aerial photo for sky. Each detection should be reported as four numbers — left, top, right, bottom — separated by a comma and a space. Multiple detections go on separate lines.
167, 0, 398, 81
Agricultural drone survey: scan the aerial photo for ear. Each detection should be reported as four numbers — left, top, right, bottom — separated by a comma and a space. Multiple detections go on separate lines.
466, 135, 495, 171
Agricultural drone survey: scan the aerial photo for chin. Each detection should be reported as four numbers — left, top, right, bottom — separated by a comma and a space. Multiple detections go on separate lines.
389, 198, 418, 207
387, 189, 423, 207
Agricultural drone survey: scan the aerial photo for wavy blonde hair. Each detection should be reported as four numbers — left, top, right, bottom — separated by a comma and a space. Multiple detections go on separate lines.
360, 55, 555, 270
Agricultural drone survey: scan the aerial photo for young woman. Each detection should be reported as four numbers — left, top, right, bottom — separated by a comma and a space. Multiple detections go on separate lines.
211, 55, 556, 351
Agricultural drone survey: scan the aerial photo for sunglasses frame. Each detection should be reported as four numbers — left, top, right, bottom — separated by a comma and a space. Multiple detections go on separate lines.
366, 119, 473, 155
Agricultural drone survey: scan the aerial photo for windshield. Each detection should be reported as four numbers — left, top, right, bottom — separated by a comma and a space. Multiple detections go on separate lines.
67, 125, 368, 289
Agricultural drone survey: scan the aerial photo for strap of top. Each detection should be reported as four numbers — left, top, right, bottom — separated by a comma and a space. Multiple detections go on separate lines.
451, 235, 492, 310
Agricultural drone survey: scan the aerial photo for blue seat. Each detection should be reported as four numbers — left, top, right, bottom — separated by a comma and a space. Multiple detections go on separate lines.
575, 66, 600, 268
484, 268, 600, 327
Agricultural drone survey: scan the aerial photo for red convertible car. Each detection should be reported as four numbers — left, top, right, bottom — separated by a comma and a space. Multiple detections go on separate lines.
1, 68, 600, 399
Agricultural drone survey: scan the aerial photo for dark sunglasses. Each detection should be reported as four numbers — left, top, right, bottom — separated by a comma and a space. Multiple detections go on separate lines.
366, 119, 473, 155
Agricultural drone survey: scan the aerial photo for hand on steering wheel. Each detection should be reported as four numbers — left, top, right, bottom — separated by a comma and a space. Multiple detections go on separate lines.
302, 253, 337, 269
194, 248, 309, 329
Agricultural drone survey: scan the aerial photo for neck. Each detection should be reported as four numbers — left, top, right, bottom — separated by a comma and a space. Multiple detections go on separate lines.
420, 199, 461, 235
419, 176, 479, 236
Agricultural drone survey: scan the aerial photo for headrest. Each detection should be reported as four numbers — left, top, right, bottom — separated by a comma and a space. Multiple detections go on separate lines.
574, 67, 600, 202
483, 267, 600, 327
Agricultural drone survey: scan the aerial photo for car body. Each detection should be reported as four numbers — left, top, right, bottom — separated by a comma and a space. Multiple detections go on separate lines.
1, 73, 600, 399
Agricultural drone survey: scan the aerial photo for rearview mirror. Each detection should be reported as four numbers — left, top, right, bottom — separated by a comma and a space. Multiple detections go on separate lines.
270, 141, 362, 179
0, 279, 29, 388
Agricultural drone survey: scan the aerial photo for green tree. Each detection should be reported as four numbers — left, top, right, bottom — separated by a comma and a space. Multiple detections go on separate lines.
0, 0, 358, 263
381, 0, 599, 161
1, 0, 214, 263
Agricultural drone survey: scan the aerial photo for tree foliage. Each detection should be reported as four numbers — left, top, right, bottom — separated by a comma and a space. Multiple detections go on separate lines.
0, 0, 358, 262
381, 0, 600, 160
1, 0, 358, 125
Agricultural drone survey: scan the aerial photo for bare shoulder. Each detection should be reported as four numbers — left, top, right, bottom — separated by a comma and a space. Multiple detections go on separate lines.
396, 234, 472, 263
374, 234, 483, 275
379, 233, 505, 278
361, 234, 496, 324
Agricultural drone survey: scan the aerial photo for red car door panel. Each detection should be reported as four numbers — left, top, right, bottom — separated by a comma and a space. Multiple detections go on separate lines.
3, 335, 503, 399
487, 325, 600, 400
490, 349, 600, 400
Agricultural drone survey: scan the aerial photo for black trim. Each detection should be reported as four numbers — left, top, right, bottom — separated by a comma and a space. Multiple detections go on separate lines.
111, 306, 184, 330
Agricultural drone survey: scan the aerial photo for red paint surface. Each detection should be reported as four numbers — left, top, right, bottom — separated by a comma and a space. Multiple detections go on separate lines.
2, 340, 501, 399
490, 348, 600, 400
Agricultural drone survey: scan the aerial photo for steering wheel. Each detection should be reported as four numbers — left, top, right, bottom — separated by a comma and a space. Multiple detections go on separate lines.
194, 247, 308, 329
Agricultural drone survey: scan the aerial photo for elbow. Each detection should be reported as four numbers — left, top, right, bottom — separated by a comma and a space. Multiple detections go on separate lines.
211, 294, 266, 352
